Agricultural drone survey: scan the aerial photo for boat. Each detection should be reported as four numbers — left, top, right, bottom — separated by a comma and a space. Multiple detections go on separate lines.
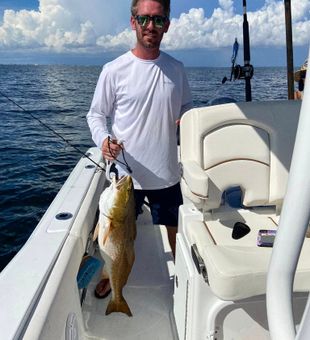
0, 73, 309, 339
1, 3, 310, 340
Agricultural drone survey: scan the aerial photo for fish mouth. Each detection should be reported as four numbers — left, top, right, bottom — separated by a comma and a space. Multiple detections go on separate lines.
115, 175, 130, 189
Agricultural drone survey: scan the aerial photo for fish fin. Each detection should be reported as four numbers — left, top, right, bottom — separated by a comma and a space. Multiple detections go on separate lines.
105, 297, 132, 317
93, 223, 99, 241
102, 221, 113, 246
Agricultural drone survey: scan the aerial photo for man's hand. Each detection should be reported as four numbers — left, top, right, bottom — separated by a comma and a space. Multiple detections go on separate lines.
101, 137, 123, 160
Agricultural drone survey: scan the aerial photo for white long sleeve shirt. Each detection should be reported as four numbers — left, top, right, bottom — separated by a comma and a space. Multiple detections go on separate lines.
87, 50, 192, 189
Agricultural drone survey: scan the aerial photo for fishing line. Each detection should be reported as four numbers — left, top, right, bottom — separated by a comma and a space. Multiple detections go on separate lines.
0, 90, 106, 172
0, 91, 150, 209
107, 136, 132, 174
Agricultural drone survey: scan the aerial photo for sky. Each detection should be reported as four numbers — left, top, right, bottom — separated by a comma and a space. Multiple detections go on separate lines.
0, 0, 309, 66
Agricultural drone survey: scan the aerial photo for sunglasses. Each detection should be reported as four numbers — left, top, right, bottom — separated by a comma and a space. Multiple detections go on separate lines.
135, 15, 168, 29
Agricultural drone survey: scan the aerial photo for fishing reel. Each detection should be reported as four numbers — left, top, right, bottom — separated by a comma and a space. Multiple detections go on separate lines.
232, 64, 254, 80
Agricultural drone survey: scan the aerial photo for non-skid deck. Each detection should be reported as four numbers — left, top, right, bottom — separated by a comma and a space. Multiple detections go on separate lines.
82, 208, 177, 340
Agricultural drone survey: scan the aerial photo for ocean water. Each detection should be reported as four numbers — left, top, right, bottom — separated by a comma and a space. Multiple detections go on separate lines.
0, 64, 289, 271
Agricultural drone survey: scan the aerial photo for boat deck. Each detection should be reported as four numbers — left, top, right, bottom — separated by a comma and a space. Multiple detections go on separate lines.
82, 208, 177, 340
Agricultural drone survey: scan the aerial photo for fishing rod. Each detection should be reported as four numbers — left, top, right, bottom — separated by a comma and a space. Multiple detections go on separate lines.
230, 38, 239, 81
0, 90, 105, 172
242, 0, 252, 101
221, 38, 239, 85
221, 0, 254, 101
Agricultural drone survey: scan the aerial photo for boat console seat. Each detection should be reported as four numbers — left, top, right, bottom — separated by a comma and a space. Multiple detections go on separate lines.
179, 100, 310, 301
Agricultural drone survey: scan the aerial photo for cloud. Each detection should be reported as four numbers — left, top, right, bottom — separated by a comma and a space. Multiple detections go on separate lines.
0, 0, 309, 53
0, 0, 131, 51
96, 29, 135, 52
163, 0, 310, 49
163, 6, 241, 50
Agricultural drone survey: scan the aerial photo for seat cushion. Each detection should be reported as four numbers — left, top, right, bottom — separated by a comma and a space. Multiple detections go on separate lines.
187, 209, 310, 300
180, 101, 301, 210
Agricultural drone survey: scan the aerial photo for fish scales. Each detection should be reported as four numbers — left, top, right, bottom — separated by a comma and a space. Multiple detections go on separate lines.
95, 175, 136, 316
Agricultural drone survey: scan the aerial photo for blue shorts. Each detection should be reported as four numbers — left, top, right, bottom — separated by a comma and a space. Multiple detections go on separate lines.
134, 183, 183, 227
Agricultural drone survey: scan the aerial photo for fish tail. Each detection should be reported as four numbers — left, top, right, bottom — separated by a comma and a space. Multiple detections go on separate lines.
106, 296, 132, 317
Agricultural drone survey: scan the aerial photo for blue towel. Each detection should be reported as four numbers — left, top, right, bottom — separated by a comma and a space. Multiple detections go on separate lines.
77, 255, 102, 289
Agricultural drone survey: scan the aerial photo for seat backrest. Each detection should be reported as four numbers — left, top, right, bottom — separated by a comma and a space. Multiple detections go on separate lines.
180, 100, 301, 211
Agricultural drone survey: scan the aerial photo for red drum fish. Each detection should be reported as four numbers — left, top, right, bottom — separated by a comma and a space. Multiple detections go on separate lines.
94, 175, 136, 316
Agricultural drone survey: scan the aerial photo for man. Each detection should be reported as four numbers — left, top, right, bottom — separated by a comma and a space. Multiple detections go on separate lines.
87, 0, 192, 298
294, 59, 308, 100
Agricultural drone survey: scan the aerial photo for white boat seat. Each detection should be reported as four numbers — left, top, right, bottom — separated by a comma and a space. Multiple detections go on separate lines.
186, 210, 310, 301
179, 100, 310, 300
180, 100, 301, 211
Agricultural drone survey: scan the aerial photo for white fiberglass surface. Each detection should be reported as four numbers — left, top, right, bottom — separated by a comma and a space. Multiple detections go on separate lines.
82, 208, 177, 340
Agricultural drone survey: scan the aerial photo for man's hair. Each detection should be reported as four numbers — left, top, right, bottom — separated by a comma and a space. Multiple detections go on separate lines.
131, 0, 170, 18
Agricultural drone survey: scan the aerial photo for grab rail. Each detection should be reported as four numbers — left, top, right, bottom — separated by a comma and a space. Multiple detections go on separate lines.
266, 47, 310, 340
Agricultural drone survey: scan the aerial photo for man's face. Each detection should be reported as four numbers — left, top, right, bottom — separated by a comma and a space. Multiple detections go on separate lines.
130, 0, 170, 50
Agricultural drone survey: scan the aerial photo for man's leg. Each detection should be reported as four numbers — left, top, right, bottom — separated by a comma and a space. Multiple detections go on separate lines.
166, 225, 177, 258
146, 184, 182, 259
95, 268, 111, 299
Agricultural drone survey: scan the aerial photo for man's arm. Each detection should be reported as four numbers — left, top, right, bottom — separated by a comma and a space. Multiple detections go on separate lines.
87, 68, 120, 159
